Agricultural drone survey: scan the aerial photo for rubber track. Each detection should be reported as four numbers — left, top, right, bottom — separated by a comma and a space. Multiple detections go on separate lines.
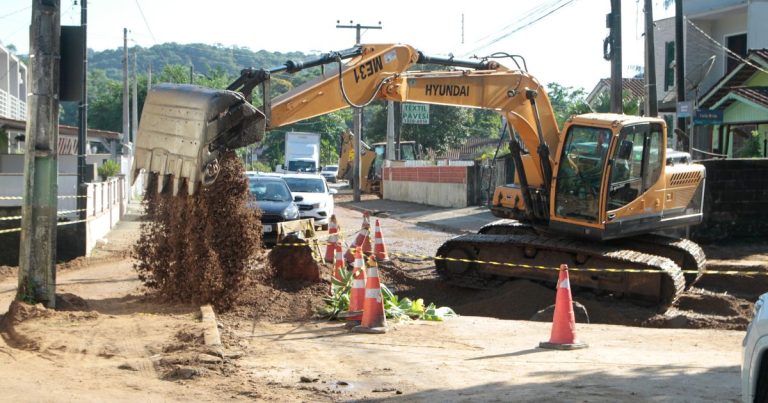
435, 232, 686, 310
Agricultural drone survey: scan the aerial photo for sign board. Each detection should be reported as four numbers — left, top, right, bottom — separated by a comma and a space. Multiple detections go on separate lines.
693, 108, 723, 125
676, 101, 693, 118
402, 103, 429, 124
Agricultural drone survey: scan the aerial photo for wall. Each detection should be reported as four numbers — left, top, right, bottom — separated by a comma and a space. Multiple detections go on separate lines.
383, 166, 470, 208
691, 158, 768, 241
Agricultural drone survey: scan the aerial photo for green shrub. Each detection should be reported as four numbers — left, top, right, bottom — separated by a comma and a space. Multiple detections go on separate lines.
98, 159, 120, 179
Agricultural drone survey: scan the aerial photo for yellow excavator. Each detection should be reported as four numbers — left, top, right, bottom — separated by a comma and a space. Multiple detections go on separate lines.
337, 130, 421, 197
133, 43, 705, 310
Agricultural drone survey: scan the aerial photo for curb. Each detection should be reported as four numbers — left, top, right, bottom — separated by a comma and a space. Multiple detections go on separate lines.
200, 304, 222, 346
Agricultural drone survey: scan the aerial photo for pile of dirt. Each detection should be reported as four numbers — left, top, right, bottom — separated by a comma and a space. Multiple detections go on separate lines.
133, 152, 263, 310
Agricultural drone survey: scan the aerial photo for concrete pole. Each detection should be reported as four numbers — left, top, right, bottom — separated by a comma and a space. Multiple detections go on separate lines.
610, 0, 623, 114
18, 0, 61, 308
147, 65, 152, 90
132, 51, 138, 144
122, 28, 129, 145
386, 101, 394, 160
644, 0, 658, 117
76, 0, 88, 228
675, 0, 687, 151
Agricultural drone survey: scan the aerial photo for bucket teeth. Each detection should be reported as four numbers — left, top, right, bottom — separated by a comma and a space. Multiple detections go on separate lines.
171, 177, 180, 196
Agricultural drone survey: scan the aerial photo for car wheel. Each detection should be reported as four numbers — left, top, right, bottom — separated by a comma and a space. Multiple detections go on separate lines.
755, 357, 768, 403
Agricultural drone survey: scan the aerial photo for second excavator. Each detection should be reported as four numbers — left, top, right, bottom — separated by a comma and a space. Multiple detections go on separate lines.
133, 43, 705, 310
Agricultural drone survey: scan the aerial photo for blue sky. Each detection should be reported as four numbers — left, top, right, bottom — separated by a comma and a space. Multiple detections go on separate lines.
0, 0, 674, 91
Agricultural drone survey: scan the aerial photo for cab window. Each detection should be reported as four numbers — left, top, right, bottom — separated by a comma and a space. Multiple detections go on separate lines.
607, 124, 664, 210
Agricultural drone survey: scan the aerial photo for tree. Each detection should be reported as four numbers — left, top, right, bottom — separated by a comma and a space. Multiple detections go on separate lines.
545, 83, 592, 128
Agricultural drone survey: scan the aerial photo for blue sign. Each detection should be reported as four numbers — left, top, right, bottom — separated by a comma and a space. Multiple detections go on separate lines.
693, 108, 723, 125
677, 101, 693, 118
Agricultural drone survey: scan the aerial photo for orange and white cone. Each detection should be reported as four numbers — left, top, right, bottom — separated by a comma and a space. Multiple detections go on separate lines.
539, 264, 588, 350
341, 247, 366, 326
354, 212, 372, 256
372, 219, 389, 261
324, 215, 339, 263
329, 242, 345, 294
353, 257, 388, 334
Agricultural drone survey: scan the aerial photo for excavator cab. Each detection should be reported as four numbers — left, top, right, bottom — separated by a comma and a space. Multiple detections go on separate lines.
550, 115, 705, 240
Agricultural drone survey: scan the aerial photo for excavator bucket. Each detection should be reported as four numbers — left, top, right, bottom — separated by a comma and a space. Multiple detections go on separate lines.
133, 83, 265, 195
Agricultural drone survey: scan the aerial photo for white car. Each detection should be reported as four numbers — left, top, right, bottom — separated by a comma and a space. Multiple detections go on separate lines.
320, 165, 339, 183
282, 173, 336, 230
743, 292, 768, 402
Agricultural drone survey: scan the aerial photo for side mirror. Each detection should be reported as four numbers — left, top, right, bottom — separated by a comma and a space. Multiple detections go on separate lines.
294, 195, 304, 202
329, 188, 338, 195
618, 140, 633, 160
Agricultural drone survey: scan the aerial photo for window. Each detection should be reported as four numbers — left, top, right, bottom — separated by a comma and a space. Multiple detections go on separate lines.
726, 33, 747, 73
607, 124, 663, 210
664, 42, 675, 91
554, 125, 611, 223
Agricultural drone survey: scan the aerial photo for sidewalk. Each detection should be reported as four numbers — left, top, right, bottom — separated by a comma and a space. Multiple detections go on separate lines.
336, 196, 496, 234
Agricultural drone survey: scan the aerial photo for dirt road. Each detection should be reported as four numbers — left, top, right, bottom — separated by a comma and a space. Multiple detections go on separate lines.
0, 201, 749, 401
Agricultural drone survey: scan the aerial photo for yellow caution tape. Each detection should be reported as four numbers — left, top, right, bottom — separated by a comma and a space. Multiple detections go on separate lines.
0, 195, 87, 201
272, 239, 768, 276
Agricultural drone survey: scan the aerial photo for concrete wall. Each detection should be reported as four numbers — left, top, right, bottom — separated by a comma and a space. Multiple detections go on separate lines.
691, 159, 768, 242
383, 166, 470, 208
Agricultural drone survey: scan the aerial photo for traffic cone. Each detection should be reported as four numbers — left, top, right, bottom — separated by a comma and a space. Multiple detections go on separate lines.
353, 257, 388, 334
341, 247, 366, 327
344, 239, 357, 264
539, 264, 588, 350
324, 215, 339, 263
329, 242, 345, 294
372, 219, 389, 261
354, 212, 372, 256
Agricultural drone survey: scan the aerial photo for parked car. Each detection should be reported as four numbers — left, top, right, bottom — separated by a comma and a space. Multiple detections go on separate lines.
320, 165, 339, 183
247, 175, 301, 246
743, 292, 768, 402
282, 173, 336, 230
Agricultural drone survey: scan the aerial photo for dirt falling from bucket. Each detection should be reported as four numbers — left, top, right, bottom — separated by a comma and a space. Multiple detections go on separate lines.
133, 152, 263, 310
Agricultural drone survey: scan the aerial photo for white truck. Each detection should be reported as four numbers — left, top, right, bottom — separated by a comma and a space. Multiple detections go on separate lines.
276, 132, 321, 173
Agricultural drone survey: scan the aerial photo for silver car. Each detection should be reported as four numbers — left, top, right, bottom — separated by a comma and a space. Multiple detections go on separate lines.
743, 292, 768, 402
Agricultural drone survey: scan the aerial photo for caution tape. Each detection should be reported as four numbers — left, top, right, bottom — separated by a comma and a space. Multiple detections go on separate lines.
273, 239, 768, 276
0, 195, 88, 201
0, 208, 87, 221
0, 214, 96, 234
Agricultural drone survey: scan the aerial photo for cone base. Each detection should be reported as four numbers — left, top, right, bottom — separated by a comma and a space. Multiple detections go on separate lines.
539, 341, 588, 350
352, 325, 387, 334
344, 320, 361, 329
337, 310, 363, 319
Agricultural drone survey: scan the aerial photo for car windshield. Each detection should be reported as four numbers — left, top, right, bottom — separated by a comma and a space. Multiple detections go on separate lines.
248, 179, 292, 202
322, 166, 337, 172
284, 177, 326, 193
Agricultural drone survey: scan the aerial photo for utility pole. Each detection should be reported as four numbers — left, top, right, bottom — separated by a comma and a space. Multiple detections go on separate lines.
644, 0, 658, 117
122, 28, 129, 146
336, 20, 382, 202
675, 0, 687, 151
77, 0, 88, 234
18, 0, 61, 307
132, 50, 138, 144
608, 0, 623, 114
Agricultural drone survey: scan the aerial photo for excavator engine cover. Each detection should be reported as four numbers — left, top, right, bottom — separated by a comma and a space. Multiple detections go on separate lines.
133, 83, 265, 195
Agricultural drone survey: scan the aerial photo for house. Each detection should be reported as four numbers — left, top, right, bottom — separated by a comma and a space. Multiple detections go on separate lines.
651, 0, 768, 151
585, 77, 646, 114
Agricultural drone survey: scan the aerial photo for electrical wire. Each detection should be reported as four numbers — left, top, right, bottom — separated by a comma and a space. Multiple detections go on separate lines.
0, 5, 30, 20
134, 0, 157, 45
685, 18, 768, 76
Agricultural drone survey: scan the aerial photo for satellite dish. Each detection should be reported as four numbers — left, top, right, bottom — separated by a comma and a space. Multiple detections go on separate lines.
685, 55, 717, 93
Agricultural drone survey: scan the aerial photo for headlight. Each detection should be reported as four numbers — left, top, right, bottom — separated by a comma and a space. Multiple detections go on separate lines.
311, 203, 321, 209
283, 204, 299, 219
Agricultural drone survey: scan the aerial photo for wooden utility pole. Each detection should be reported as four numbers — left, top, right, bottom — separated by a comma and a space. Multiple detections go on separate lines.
335, 20, 382, 202
644, 0, 658, 117
18, 0, 61, 308
609, 0, 623, 114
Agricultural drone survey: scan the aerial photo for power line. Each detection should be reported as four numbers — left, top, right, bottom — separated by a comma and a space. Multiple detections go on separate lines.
134, 0, 157, 45
685, 18, 768, 76
463, 0, 577, 57
0, 5, 30, 20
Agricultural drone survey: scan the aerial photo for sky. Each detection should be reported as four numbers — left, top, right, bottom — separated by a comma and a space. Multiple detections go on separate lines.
0, 0, 674, 91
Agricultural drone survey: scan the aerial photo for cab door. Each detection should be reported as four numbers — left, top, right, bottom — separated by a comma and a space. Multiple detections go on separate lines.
604, 123, 665, 237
